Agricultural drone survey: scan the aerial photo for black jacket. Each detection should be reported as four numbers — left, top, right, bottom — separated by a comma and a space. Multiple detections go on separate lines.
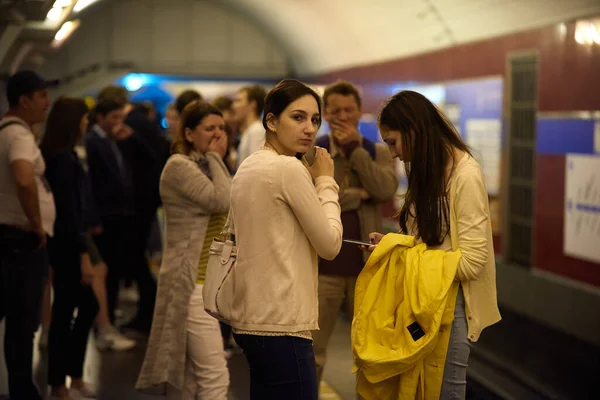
44, 151, 88, 253
85, 129, 135, 219
122, 110, 170, 213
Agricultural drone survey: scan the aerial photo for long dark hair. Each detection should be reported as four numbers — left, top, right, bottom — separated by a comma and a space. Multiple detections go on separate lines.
379, 91, 471, 246
40, 97, 89, 160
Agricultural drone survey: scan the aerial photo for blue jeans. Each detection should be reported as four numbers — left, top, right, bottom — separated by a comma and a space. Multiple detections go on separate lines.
233, 333, 318, 400
440, 285, 472, 399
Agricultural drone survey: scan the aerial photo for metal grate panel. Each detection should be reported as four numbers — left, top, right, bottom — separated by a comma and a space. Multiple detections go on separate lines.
506, 52, 538, 266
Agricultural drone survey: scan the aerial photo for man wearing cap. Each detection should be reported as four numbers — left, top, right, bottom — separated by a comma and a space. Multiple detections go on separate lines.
0, 70, 55, 399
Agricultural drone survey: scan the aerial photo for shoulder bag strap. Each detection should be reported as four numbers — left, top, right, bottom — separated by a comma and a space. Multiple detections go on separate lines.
0, 120, 26, 133
220, 206, 235, 241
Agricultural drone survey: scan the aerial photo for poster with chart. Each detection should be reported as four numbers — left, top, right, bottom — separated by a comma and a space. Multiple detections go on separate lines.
465, 119, 502, 196
564, 154, 600, 263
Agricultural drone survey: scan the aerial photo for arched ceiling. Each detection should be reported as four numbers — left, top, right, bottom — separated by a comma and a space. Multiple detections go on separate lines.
224, 0, 600, 75
2, 0, 600, 77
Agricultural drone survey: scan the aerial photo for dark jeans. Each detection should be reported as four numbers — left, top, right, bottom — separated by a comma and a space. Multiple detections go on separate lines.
0, 225, 48, 400
220, 322, 233, 348
128, 210, 157, 324
93, 216, 128, 324
93, 215, 156, 325
47, 239, 99, 387
233, 333, 318, 400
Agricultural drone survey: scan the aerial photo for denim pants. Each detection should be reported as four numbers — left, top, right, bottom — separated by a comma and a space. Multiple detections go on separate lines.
233, 333, 318, 400
0, 225, 48, 400
440, 285, 472, 399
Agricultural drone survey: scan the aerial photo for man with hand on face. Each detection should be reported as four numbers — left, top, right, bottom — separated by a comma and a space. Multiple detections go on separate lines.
311, 80, 398, 388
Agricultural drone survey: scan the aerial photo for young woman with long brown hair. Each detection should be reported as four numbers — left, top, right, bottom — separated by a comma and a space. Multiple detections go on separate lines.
40, 97, 99, 400
368, 90, 501, 400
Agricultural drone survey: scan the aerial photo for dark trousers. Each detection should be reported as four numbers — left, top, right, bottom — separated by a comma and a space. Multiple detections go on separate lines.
0, 225, 47, 400
220, 322, 233, 348
233, 333, 318, 400
93, 216, 130, 324
93, 215, 156, 325
47, 239, 99, 387
128, 210, 157, 324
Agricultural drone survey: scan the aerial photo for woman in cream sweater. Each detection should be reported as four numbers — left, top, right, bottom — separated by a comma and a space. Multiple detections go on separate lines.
137, 102, 231, 399
229, 79, 343, 400
368, 91, 501, 400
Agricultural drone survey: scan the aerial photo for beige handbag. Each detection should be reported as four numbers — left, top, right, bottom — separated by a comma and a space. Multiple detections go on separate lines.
202, 208, 236, 324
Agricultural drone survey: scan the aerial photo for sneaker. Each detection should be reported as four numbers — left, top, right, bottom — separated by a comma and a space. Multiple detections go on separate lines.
96, 326, 136, 351
118, 285, 139, 304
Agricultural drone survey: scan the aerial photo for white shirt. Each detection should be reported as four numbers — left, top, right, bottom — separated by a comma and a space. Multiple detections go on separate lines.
236, 120, 265, 169
0, 116, 56, 236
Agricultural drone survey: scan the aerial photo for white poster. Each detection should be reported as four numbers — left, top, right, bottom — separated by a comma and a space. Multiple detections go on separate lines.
465, 119, 502, 195
564, 154, 600, 263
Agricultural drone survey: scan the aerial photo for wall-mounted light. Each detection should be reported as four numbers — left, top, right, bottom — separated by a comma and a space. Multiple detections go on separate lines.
558, 23, 567, 40
575, 19, 600, 45
51, 19, 80, 48
74, 0, 101, 13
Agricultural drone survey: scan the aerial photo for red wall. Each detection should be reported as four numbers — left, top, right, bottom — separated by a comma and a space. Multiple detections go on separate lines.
309, 19, 600, 287
311, 22, 600, 113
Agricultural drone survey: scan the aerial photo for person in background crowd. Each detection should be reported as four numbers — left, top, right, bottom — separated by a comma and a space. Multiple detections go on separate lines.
165, 103, 180, 142
212, 95, 238, 173
95, 86, 167, 333
40, 97, 99, 400
137, 101, 231, 399
229, 79, 342, 400
232, 85, 267, 168
176, 90, 203, 115
0, 70, 54, 400
80, 133, 137, 352
368, 90, 501, 399
85, 99, 136, 328
212, 95, 237, 132
311, 80, 397, 387
38, 115, 137, 353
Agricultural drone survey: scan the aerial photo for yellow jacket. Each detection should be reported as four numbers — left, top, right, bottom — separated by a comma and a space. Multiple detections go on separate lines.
352, 234, 461, 400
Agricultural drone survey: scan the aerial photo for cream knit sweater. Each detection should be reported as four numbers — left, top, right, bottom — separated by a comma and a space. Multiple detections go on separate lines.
228, 148, 343, 333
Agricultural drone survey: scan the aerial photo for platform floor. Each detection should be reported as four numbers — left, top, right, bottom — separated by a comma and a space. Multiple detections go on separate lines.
1, 311, 499, 400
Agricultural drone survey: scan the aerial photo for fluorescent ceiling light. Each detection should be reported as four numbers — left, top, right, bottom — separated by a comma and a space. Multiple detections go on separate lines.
53, 0, 72, 7
52, 19, 80, 47
46, 7, 63, 21
74, 0, 100, 13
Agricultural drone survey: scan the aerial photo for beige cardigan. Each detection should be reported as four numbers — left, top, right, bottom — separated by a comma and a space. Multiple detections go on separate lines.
408, 155, 501, 341
444, 155, 502, 341
136, 152, 231, 394
228, 148, 343, 332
